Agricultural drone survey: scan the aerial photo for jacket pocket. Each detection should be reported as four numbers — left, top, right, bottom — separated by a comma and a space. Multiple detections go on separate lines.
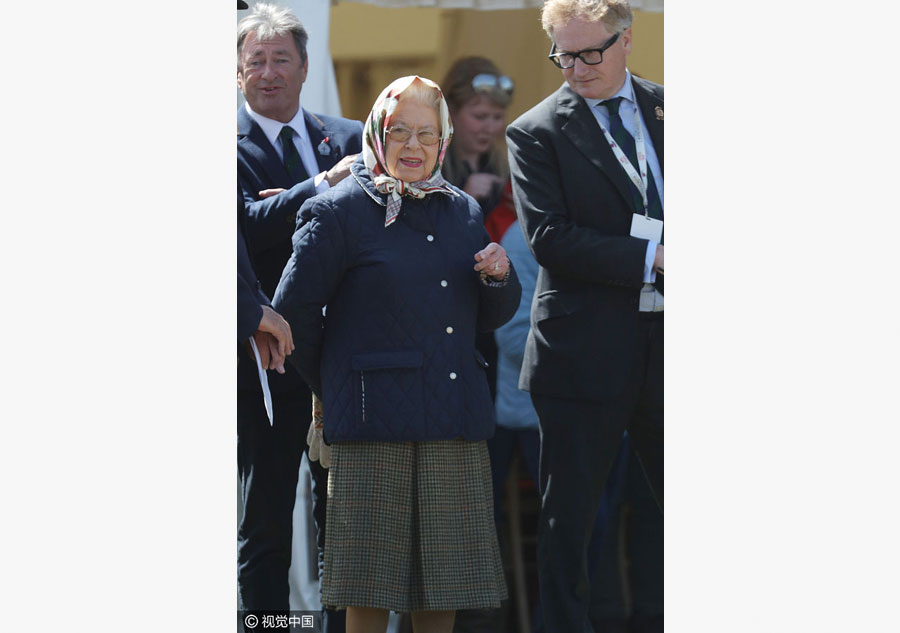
532, 290, 582, 322
351, 351, 425, 429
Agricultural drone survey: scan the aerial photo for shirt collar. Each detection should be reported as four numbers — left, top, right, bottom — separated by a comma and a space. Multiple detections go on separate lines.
243, 101, 308, 151
584, 69, 634, 110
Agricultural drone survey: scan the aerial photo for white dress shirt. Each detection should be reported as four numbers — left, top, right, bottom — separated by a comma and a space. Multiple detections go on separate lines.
584, 70, 664, 311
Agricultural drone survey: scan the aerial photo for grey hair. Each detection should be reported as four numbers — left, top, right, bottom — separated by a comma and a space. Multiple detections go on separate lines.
398, 77, 443, 115
541, 0, 633, 38
237, 3, 309, 68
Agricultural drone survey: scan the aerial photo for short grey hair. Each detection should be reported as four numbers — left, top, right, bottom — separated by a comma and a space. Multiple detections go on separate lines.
237, 3, 309, 68
541, 0, 633, 38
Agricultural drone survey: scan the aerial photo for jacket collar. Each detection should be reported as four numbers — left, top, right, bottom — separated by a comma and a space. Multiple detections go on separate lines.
237, 105, 337, 184
237, 106, 292, 186
632, 77, 663, 176
350, 158, 386, 207
556, 82, 635, 210
555, 75, 663, 208
303, 109, 332, 173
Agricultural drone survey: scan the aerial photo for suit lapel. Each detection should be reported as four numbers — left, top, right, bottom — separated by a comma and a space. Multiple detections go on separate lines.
305, 110, 339, 173
237, 106, 294, 187
557, 84, 636, 212
632, 77, 663, 177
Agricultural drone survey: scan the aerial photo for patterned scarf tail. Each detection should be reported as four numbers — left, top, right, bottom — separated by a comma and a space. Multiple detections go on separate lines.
374, 172, 453, 227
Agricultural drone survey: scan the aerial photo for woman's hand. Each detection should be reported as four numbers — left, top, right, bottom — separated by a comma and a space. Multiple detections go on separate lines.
474, 242, 509, 281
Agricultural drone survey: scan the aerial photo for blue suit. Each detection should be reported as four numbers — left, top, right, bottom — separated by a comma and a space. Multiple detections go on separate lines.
239, 107, 365, 300
238, 186, 269, 342
236, 103, 363, 618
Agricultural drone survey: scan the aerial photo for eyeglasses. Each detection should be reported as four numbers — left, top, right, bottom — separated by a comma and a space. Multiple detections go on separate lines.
471, 73, 515, 96
386, 125, 441, 146
547, 32, 620, 69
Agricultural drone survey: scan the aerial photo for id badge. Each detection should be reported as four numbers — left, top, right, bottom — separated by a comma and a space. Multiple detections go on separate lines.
630, 213, 663, 243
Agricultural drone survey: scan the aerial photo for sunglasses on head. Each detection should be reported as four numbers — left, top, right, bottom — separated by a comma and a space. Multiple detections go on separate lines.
471, 73, 515, 96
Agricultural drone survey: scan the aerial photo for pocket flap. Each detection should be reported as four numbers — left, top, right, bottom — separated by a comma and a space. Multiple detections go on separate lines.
351, 350, 424, 371
532, 290, 581, 320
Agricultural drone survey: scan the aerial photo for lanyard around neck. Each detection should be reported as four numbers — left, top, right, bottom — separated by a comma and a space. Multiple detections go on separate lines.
598, 99, 650, 217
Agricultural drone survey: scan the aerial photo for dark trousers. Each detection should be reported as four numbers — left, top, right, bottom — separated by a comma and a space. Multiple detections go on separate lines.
487, 426, 541, 527
588, 437, 663, 633
237, 388, 343, 631
532, 314, 663, 633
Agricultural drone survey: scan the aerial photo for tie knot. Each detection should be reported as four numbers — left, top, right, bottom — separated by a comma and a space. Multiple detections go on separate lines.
279, 126, 295, 142
603, 97, 623, 116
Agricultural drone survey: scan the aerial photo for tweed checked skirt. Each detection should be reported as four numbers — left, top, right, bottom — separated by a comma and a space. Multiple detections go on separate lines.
321, 439, 507, 612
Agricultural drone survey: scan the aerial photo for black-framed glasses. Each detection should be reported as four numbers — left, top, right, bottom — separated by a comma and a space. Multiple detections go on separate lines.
386, 125, 441, 146
471, 73, 515, 96
548, 32, 620, 69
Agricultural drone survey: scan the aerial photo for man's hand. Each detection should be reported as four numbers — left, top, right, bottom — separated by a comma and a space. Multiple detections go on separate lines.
325, 153, 359, 187
463, 173, 504, 201
258, 187, 287, 199
654, 244, 664, 275
246, 334, 269, 368
257, 305, 294, 358
264, 331, 286, 374
251, 331, 286, 374
252, 306, 293, 374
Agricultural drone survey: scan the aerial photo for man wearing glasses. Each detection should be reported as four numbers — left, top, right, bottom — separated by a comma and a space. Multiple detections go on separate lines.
506, 1, 663, 631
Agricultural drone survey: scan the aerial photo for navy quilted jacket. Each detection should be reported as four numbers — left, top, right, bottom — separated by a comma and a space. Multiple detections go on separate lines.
273, 160, 521, 443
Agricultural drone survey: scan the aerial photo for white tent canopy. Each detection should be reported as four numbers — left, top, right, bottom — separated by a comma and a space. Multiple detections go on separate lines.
337, 0, 662, 10
239, 0, 662, 118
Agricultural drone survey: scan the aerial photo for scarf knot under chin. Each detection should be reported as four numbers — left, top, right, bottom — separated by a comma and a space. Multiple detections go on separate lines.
373, 173, 453, 227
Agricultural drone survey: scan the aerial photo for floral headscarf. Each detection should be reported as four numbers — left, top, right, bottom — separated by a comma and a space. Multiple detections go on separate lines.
362, 75, 457, 227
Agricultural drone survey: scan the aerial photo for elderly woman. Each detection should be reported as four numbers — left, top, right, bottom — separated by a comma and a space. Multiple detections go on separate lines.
273, 76, 519, 633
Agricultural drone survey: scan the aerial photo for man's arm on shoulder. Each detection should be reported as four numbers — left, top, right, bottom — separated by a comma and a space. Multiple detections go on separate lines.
506, 121, 646, 288
242, 178, 319, 252
239, 118, 364, 254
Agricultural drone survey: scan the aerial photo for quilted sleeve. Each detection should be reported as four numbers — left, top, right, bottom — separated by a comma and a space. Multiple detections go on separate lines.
477, 259, 521, 333
471, 198, 521, 333
272, 193, 350, 398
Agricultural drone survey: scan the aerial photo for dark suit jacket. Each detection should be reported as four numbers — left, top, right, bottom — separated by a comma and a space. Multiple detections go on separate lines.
238, 186, 269, 342
506, 75, 663, 402
237, 105, 364, 394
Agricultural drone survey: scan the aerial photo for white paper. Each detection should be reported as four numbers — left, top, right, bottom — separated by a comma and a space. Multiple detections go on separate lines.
248, 337, 274, 426
630, 213, 663, 243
